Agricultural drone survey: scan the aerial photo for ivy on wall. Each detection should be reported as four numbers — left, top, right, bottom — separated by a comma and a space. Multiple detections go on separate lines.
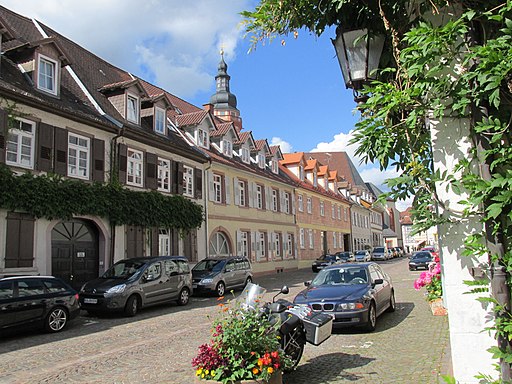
0, 164, 204, 231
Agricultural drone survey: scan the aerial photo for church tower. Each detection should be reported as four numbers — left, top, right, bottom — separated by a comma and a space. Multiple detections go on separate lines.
209, 49, 242, 130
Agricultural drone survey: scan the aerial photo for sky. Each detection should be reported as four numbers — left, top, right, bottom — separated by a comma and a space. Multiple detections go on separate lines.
0, 0, 410, 210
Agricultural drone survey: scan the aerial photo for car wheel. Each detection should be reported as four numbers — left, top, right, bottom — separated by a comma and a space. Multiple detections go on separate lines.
45, 307, 68, 333
124, 295, 139, 317
177, 287, 190, 306
364, 302, 377, 332
216, 281, 226, 297
245, 276, 253, 287
387, 291, 396, 313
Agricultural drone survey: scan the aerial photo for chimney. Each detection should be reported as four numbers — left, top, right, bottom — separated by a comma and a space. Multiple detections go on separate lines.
203, 103, 213, 113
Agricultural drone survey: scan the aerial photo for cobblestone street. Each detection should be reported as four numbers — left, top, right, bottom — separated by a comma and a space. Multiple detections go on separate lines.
0, 258, 449, 384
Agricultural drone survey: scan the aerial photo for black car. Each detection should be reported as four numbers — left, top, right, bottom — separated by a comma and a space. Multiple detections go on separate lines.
79, 256, 193, 316
0, 276, 80, 333
312, 254, 340, 272
294, 262, 395, 332
335, 251, 355, 263
408, 252, 433, 271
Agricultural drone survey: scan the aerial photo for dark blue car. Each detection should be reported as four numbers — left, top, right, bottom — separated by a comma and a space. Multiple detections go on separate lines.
294, 263, 395, 332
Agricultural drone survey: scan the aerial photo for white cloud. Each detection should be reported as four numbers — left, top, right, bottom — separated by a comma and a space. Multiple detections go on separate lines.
270, 137, 293, 153
309, 129, 363, 164
359, 167, 400, 188
1, 0, 251, 98
395, 197, 414, 212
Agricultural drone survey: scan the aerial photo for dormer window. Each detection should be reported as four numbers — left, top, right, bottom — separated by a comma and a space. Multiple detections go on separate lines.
127, 94, 140, 123
197, 128, 209, 148
155, 107, 166, 134
258, 153, 265, 169
222, 139, 232, 157
313, 171, 318, 187
241, 147, 250, 164
271, 159, 278, 174
299, 165, 305, 181
37, 54, 58, 95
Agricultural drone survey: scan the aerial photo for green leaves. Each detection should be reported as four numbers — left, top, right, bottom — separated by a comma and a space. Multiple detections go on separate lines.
0, 164, 204, 231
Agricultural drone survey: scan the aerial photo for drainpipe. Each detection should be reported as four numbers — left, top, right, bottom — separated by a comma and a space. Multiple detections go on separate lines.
203, 161, 212, 261
109, 127, 125, 267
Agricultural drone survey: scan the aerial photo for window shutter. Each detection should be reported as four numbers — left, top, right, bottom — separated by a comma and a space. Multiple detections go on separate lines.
0, 108, 6, 163
291, 192, 296, 215
36, 122, 54, 172
177, 162, 184, 195
265, 186, 270, 210
236, 230, 242, 253
234, 177, 240, 206
208, 171, 215, 201
279, 190, 284, 212
145, 152, 158, 190
151, 227, 159, 256
248, 182, 254, 208
171, 160, 178, 194
118, 143, 127, 184
92, 138, 105, 182
225, 175, 231, 205
54, 127, 68, 175
194, 168, 202, 199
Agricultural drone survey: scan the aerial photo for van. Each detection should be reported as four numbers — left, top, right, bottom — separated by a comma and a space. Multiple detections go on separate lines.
192, 256, 253, 297
79, 256, 193, 317
371, 246, 388, 261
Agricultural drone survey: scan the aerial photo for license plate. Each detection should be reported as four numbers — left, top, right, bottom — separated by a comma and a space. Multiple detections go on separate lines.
84, 298, 98, 304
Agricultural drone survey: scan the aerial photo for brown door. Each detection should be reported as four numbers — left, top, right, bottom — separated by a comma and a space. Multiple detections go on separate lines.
51, 219, 99, 290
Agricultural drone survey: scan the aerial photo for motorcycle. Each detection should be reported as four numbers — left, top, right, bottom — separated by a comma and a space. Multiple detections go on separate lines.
239, 283, 333, 370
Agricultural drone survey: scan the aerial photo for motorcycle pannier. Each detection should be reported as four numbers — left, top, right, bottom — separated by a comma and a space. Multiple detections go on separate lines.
303, 312, 333, 346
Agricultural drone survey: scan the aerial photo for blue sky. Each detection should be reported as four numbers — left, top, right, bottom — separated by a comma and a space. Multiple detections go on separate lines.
0, 0, 409, 209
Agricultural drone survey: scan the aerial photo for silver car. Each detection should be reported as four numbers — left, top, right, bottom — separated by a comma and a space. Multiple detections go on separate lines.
371, 247, 388, 261
192, 256, 253, 297
79, 256, 193, 317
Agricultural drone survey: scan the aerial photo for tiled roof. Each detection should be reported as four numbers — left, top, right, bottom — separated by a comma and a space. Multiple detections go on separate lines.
305, 159, 318, 171
210, 121, 237, 138
329, 170, 338, 181
254, 139, 268, 151
306, 152, 367, 189
175, 110, 209, 127
234, 130, 254, 146
318, 165, 328, 176
281, 152, 304, 165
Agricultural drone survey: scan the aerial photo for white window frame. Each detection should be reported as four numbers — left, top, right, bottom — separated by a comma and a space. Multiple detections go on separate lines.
320, 201, 325, 216
286, 234, 293, 257
284, 192, 290, 214
338, 206, 342, 220
127, 148, 143, 187
6, 117, 35, 169
271, 189, 278, 212
183, 165, 194, 197
333, 232, 337, 249
313, 171, 318, 187
67, 132, 90, 180
222, 139, 233, 157
256, 184, 263, 209
158, 158, 171, 192
331, 204, 336, 219
213, 174, 223, 203
258, 153, 265, 169
299, 228, 305, 248
299, 165, 305, 181
238, 180, 246, 206
309, 229, 314, 249
159, 229, 170, 256
37, 54, 58, 95
344, 207, 349, 221
275, 233, 281, 258
258, 232, 266, 261
154, 106, 166, 134
198, 128, 209, 148
271, 159, 278, 174
339, 233, 343, 248
298, 195, 303, 212
241, 147, 250, 164
307, 197, 312, 214
240, 231, 249, 258
126, 93, 140, 123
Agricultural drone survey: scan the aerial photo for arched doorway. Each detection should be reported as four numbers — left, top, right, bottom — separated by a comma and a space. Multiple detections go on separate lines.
51, 219, 99, 290
209, 231, 231, 257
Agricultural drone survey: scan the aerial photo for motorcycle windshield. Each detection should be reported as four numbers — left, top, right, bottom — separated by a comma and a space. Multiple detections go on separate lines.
238, 282, 267, 310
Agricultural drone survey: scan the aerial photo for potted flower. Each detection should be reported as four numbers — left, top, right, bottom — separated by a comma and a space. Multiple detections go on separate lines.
192, 284, 292, 383
414, 260, 446, 315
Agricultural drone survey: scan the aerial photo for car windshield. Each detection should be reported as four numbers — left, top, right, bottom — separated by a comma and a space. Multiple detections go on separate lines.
374, 247, 384, 253
355, 251, 366, 255
102, 260, 146, 279
317, 254, 332, 261
193, 259, 226, 272
412, 252, 432, 259
311, 267, 368, 286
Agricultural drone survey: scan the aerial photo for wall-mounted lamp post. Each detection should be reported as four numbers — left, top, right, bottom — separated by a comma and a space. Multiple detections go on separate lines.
332, 27, 384, 104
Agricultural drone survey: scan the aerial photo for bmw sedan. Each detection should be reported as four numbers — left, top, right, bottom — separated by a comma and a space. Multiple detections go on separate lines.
294, 263, 395, 332
0, 276, 80, 333
408, 252, 433, 271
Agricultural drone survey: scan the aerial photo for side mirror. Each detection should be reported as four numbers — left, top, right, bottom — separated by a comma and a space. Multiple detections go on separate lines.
373, 278, 383, 285
304, 281, 311, 287
280, 285, 289, 294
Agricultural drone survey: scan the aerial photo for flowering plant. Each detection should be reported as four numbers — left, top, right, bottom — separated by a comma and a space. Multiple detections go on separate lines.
414, 261, 443, 301
192, 284, 292, 383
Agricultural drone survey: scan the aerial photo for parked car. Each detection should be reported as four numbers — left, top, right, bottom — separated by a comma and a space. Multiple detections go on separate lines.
409, 252, 434, 271
420, 246, 439, 258
311, 254, 340, 272
371, 246, 388, 261
391, 247, 403, 258
79, 256, 192, 317
0, 276, 80, 333
335, 251, 355, 263
354, 250, 371, 262
294, 262, 395, 332
192, 256, 253, 297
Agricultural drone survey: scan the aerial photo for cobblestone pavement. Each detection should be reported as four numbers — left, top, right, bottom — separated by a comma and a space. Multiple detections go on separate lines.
0, 258, 449, 384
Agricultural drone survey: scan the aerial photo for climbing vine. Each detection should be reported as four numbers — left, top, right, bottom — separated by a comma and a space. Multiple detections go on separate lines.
243, 0, 512, 380
0, 164, 204, 231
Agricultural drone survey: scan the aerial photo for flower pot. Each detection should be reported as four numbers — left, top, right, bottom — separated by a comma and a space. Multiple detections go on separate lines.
195, 371, 282, 384
429, 298, 447, 316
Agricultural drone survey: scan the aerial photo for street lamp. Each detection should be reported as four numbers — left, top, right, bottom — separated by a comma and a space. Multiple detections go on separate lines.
332, 27, 385, 103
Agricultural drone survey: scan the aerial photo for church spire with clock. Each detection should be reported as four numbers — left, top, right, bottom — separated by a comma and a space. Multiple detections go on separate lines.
208, 49, 242, 130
